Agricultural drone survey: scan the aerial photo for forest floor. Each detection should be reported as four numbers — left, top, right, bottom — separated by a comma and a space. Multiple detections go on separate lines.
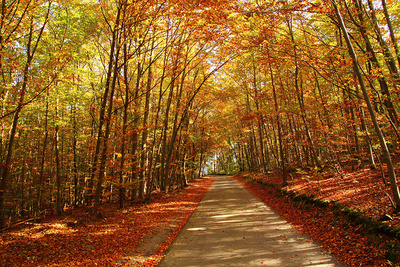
234, 163, 400, 266
0, 177, 214, 267
2, 165, 400, 266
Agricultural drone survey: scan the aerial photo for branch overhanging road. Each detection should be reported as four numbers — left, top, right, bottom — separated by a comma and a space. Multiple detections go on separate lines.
158, 176, 346, 267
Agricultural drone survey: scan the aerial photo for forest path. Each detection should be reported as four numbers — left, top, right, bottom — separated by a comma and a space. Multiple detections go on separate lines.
158, 175, 346, 267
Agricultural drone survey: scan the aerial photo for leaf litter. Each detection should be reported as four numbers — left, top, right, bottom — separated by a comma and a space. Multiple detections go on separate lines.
235, 167, 400, 267
0, 177, 214, 267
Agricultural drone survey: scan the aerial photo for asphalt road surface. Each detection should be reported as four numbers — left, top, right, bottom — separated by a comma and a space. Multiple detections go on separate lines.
158, 176, 346, 267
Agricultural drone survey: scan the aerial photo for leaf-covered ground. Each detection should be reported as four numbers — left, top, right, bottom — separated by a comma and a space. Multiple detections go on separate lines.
0, 177, 214, 267
2, 168, 400, 267
286, 167, 398, 223
235, 167, 400, 267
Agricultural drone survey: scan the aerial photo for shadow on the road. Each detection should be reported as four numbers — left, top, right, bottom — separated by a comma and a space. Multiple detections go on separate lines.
159, 176, 344, 267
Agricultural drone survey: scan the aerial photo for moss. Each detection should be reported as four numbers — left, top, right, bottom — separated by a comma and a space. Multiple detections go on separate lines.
387, 251, 400, 263
293, 193, 309, 202
279, 188, 289, 195
315, 199, 330, 208
375, 222, 392, 234
331, 218, 340, 226
332, 201, 343, 211
384, 242, 400, 263
345, 209, 365, 223
302, 204, 313, 211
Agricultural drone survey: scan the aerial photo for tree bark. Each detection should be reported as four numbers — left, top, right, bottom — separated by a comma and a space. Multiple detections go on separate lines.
93, 3, 123, 213
287, 19, 322, 170
0, 5, 50, 227
381, 0, 400, 69
332, 0, 400, 208
37, 88, 50, 211
267, 52, 287, 183
88, 4, 121, 206
140, 62, 152, 201
349, 0, 399, 127
54, 93, 63, 215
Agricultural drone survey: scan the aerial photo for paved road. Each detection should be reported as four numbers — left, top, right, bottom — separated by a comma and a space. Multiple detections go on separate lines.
158, 176, 345, 267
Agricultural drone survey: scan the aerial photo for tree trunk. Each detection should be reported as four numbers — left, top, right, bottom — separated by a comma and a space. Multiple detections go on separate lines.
54, 94, 63, 215
93, 4, 123, 213
381, 0, 400, 69
287, 18, 322, 170
350, 0, 399, 127
366, 0, 399, 85
332, 0, 400, 208
93, 35, 122, 213
268, 56, 287, 184
140, 63, 152, 201
119, 43, 129, 209
88, 5, 121, 206
160, 73, 176, 191
72, 101, 79, 207
37, 88, 50, 211
0, 7, 50, 227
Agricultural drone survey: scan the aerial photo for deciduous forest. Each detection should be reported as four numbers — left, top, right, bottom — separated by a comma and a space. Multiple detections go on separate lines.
1, 0, 400, 265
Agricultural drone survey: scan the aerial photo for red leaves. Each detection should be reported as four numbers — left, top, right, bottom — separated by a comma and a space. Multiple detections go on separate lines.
241, 113, 256, 121
0, 177, 214, 267
235, 172, 389, 266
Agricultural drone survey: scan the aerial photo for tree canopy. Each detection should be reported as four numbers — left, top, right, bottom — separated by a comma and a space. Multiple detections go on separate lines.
1, 0, 400, 228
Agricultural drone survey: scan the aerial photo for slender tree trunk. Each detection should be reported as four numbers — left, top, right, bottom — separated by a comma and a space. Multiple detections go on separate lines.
286, 18, 322, 170
141, 63, 152, 201
119, 45, 129, 209
287, 114, 302, 167
332, 0, 400, 208
360, 108, 376, 169
88, 4, 121, 207
37, 88, 50, 211
0, 7, 50, 227
261, 123, 271, 170
54, 93, 63, 215
72, 101, 79, 207
160, 73, 176, 191
93, 4, 123, 213
350, 0, 399, 127
252, 58, 267, 173
130, 118, 139, 200
198, 126, 205, 177
166, 62, 188, 191
267, 52, 287, 183
381, 0, 400, 69
366, 0, 399, 85
93, 36, 122, 213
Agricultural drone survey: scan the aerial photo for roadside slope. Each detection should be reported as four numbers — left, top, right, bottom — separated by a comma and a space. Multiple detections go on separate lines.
235, 172, 391, 266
